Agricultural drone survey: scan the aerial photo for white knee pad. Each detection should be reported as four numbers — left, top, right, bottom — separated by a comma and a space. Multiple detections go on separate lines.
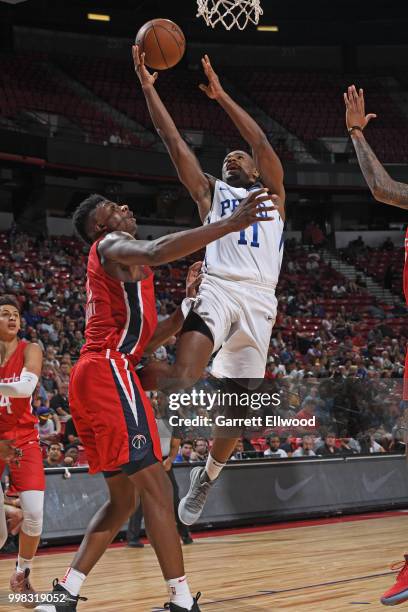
19, 490, 44, 537
0, 486, 7, 548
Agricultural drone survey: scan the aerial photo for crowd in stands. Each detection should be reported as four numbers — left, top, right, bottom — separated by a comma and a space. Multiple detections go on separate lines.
0, 229, 407, 470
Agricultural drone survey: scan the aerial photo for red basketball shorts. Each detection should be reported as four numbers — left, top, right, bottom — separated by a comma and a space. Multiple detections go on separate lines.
69, 351, 162, 475
0, 436, 45, 493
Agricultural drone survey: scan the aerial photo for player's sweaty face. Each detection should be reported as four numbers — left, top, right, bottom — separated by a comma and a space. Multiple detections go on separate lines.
0, 306, 21, 339
222, 151, 257, 186
95, 201, 137, 235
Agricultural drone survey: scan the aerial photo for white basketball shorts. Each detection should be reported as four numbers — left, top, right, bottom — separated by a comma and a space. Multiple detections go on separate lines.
188, 274, 277, 380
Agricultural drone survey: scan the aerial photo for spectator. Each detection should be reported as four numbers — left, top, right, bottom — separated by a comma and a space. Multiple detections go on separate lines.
355, 274, 367, 289
339, 437, 359, 455
41, 367, 59, 394
332, 283, 347, 298
55, 362, 71, 391
382, 237, 394, 251
191, 438, 209, 462
316, 432, 340, 456
242, 437, 258, 457
296, 399, 320, 431
43, 346, 60, 370
357, 433, 385, 454
43, 443, 64, 467
23, 303, 42, 327
292, 435, 316, 457
264, 435, 288, 458
230, 439, 251, 460
367, 298, 386, 320
157, 304, 169, 322
174, 440, 194, 463
36, 406, 61, 444
49, 381, 70, 419
64, 444, 80, 466
306, 256, 319, 272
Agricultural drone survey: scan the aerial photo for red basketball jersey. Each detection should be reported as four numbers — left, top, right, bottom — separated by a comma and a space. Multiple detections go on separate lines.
404, 227, 408, 304
82, 240, 158, 364
0, 339, 38, 442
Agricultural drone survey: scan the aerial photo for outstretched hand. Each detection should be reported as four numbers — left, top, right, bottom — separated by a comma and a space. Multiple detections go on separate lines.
199, 54, 224, 100
229, 188, 279, 232
185, 261, 203, 298
344, 85, 377, 131
132, 45, 158, 89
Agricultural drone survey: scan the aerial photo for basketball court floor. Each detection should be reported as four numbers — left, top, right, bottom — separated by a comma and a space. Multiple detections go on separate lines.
0, 511, 406, 611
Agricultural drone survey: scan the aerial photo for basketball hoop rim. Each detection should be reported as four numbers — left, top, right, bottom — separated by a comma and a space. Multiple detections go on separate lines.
196, 0, 263, 31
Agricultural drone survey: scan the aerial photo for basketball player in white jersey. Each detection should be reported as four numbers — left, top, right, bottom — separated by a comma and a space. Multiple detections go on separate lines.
134, 46, 285, 524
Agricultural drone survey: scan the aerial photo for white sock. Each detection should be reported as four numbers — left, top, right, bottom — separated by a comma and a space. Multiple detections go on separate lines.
167, 576, 194, 610
204, 453, 226, 481
17, 555, 33, 574
60, 567, 86, 597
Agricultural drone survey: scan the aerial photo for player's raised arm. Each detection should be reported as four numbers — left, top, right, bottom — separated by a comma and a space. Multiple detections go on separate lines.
199, 55, 285, 217
132, 45, 212, 221
345, 85, 408, 209
99, 189, 278, 267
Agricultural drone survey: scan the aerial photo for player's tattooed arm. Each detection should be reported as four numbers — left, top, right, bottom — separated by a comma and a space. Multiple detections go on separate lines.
132, 45, 212, 221
351, 132, 408, 209
344, 84, 408, 209
200, 54, 285, 217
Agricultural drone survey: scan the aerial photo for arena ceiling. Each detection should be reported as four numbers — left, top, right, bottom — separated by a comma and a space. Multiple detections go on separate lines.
1, 0, 407, 46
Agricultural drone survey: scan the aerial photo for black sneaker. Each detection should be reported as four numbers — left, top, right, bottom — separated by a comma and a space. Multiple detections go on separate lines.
182, 536, 194, 545
164, 592, 201, 611
34, 579, 87, 611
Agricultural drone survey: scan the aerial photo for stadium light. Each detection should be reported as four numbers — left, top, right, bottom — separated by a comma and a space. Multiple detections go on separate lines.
257, 25, 279, 32
87, 13, 111, 22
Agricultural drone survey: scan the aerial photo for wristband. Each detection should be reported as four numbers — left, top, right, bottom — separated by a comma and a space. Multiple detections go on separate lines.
348, 126, 363, 136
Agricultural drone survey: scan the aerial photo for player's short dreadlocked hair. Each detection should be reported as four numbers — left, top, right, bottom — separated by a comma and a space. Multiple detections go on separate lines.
72, 193, 106, 245
0, 294, 20, 312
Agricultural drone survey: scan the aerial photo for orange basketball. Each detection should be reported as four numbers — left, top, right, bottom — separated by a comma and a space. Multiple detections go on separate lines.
135, 18, 186, 71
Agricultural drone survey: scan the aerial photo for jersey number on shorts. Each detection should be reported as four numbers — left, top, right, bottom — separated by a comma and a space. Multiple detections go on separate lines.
0, 394, 12, 414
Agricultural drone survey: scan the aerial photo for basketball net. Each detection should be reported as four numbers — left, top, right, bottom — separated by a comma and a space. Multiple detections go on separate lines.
197, 0, 263, 30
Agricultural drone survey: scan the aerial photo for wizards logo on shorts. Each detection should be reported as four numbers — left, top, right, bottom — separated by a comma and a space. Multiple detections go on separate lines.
132, 434, 147, 450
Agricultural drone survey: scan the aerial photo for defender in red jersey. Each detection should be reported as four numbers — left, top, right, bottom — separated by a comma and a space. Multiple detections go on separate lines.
344, 85, 408, 606
35, 189, 273, 612
0, 295, 44, 607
